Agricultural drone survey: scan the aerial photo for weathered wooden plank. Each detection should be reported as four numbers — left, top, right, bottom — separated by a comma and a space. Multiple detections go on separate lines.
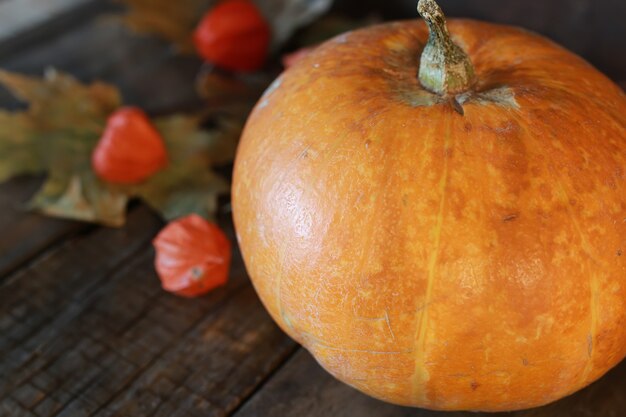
232, 350, 460, 417
0, 206, 162, 385
87, 286, 296, 417
233, 349, 626, 417
0, 208, 162, 417
0, 212, 296, 417
0, 177, 86, 279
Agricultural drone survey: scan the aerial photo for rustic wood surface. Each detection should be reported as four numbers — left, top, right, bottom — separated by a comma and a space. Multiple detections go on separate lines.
234, 351, 626, 417
0, 1, 624, 416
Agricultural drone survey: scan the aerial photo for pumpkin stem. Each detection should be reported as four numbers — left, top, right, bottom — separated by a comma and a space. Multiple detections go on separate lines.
417, 0, 476, 95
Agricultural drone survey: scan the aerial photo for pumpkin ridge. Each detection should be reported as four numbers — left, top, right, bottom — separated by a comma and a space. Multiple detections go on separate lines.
269, 97, 391, 341
411, 109, 453, 403
275, 238, 292, 333
512, 111, 600, 387
573, 90, 625, 150
344, 105, 399, 354
549, 162, 599, 386
530, 82, 625, 137
263, 102, 356, 338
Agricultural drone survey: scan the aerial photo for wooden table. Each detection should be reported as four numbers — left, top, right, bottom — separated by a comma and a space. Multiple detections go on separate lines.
0, 2, 624, 416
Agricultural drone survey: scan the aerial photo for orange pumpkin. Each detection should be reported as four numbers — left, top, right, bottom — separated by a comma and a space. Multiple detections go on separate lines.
232, 0, 626, 411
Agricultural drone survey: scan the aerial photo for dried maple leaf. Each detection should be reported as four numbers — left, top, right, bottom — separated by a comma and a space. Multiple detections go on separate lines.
0, 69, 127, 226
30, 172, 129, 226
0, 69, 237, 226
0, 111, 41, 180
126, 114, 235, 221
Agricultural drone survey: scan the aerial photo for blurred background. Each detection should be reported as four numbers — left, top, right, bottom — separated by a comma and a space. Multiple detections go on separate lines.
337, 0, 626, 82
0, 0, 624, 81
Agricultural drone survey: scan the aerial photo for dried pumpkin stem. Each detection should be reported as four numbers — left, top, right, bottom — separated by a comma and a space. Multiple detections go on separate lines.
417, 0, 476, 95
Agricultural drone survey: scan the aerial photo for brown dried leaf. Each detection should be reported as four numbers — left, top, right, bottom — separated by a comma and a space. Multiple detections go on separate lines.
30, 173, 128, 227
123, 113, 238, 221
0, 70, 236, 226
0, 69, 127, 226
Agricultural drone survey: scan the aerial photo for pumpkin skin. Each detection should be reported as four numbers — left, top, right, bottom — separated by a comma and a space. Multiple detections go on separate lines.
232, 19, 626, 411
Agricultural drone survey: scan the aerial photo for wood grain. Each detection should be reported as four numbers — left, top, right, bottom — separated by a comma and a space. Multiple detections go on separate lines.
0, 207, 162, 394
0, 210, 296, 417
234, 349, 626, 417
0, 177, 86, 279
